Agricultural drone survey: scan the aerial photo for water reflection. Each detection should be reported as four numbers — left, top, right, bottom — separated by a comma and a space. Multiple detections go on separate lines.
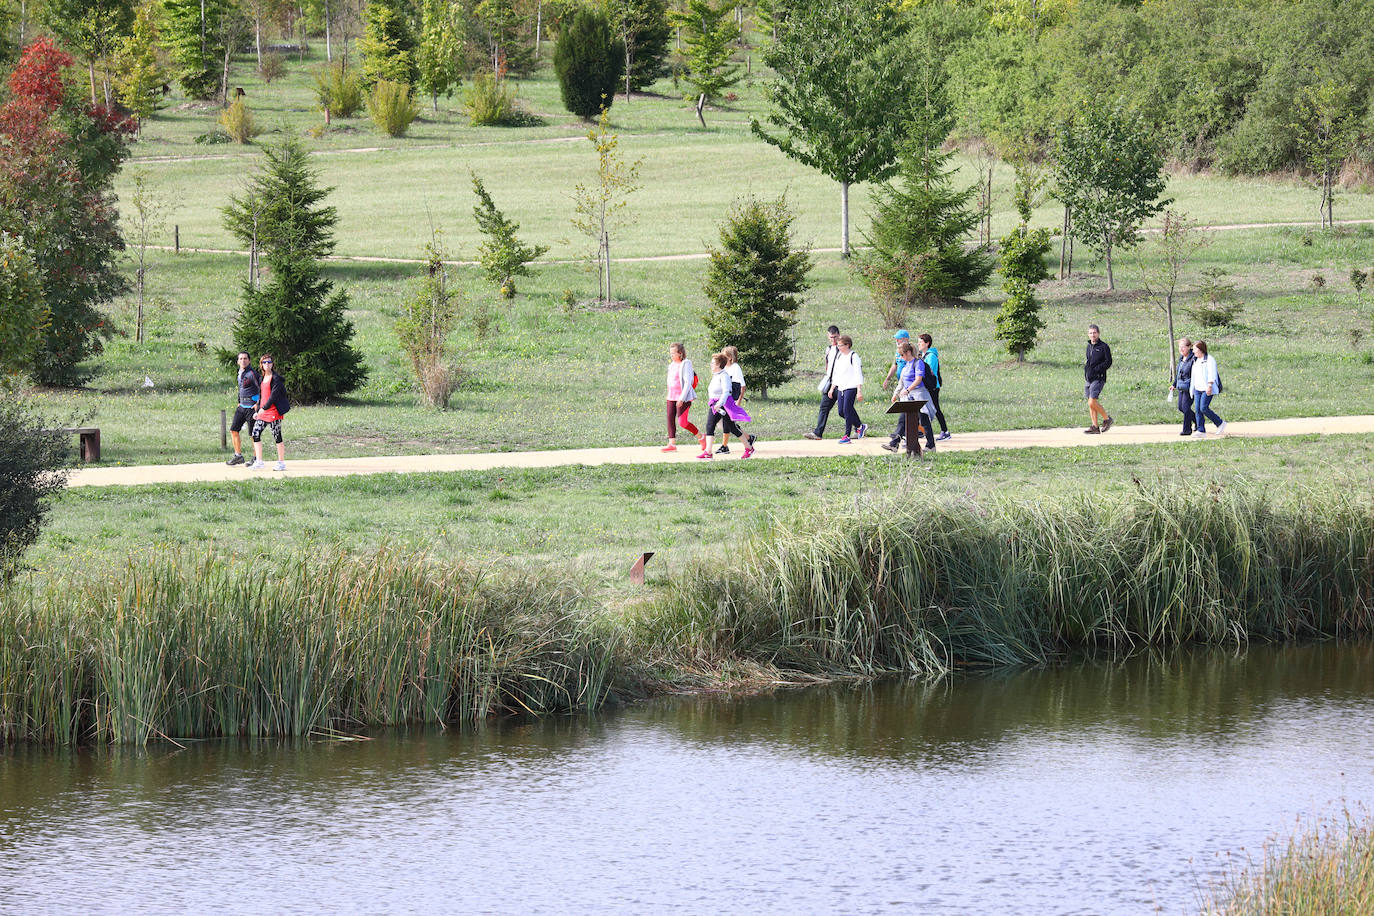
1, 643, 1371, 914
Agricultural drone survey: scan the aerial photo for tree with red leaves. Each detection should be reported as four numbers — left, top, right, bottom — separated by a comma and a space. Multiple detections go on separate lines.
0, 38, 133, 386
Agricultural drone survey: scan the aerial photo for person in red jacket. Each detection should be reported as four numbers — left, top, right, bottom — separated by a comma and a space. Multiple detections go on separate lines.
249, 354, 288, 471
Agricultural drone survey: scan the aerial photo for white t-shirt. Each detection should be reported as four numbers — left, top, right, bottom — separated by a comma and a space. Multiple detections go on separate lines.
727, 363, 745, 388
831, 351, 864, 391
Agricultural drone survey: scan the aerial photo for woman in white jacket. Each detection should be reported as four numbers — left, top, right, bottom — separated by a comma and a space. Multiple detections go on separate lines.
663, 343, 703, 452
1190, 340, 1227, 437
828, 335, 867, 443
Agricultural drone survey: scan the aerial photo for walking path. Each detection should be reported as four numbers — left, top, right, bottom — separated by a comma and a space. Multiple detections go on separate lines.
67, 414, 1374, 489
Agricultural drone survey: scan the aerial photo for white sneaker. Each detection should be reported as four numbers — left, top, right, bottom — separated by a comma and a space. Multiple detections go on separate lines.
273, 461, 286, 471
1217, 421, 1228, 436
1191, 431, 1206, 438
248, 458, 266, 469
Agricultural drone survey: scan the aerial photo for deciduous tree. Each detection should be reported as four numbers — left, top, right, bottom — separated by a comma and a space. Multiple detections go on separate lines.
359, 0, 419, 88
677, 0, 738, 103
571, 107, 641, 306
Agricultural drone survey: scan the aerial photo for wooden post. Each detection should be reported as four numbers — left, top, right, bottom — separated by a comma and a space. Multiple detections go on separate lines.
174, 224, 180, 254
696, 93, 706, 128
221, 409, 228, 450
630, 552, 654, 585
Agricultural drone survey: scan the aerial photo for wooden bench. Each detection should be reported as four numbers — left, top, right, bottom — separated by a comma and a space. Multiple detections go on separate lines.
55, 427, 101, 463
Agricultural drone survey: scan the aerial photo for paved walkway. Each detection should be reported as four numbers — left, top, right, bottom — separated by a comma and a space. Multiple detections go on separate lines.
67, 415, 1374, 488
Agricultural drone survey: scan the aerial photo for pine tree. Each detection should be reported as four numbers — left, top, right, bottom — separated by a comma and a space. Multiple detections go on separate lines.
359, 0, 419, 88
472, 172, 548, 298
221, 139, 366, 402
554, 7, 623, 119
702, 197, 813, 397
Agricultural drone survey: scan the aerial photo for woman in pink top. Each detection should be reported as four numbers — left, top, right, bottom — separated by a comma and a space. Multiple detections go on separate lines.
663, 342, 702, 452
250, 354, 289, 471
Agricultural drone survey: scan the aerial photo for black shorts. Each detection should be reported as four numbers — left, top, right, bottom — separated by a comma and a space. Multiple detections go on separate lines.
251, 418, 283, 444
231, 405, 256, 432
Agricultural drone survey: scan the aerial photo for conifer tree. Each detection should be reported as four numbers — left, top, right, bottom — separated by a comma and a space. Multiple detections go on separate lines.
554, 7, 622, 119
221, 139, 366, 402
678, 0, 739, 101
702, 197, 813, 397
994, 190, 1052, 362
471, 172, 548, 297
359, 0, 419, 88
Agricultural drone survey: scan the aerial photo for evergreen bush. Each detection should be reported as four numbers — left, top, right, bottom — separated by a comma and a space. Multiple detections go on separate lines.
993, 224, 1053, 361
0, 392, 71, 583
472, 173, 548, 297
464, 72, 518, 126
554, 8, 624, 119
396, 244, 463, 408
314, 62, 364, 118
368, 79, 419, 137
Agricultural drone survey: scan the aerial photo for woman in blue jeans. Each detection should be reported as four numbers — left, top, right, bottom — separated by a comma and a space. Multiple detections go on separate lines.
1189, 340, 1227, 437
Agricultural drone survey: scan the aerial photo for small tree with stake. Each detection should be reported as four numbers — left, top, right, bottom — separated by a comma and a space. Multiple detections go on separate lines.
1143, 209, 1208, 384
702, 196, 813, 397
471, 172, 548, 298
571, 107, 641, 307
1291, 81, 1358, 230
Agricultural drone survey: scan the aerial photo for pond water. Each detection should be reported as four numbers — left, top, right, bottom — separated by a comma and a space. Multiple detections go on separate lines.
2, 643, 1372, 914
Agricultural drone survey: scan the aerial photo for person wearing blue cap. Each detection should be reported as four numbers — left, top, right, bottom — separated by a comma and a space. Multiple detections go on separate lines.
882, 330, 911, 398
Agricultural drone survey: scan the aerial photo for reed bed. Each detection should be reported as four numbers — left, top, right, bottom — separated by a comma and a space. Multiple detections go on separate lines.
1201, 812, 1374, 915
646, 484, 1374, 677
0, 550, 618, 744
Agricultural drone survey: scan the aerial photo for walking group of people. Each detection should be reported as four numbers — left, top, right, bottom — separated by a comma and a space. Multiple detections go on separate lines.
801, 325, 951, 453
663, 343, 757, 459
226, 351, 291, 470
1075, 323, 1226, 437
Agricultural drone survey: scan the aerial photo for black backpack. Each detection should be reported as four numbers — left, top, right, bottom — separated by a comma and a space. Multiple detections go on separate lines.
276, 377, 292, 415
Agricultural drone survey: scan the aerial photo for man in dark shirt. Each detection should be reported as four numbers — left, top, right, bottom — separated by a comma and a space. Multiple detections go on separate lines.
227, 351, 260, 465
1083, 324, 1114, 434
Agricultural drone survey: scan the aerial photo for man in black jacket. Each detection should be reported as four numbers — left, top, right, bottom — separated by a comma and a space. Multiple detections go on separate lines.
226, 351, 260, 465
1083, 324, 1114, 434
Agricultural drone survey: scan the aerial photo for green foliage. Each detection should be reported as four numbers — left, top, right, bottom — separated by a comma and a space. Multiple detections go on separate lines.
1189, 267, 1244, 329
471, 172, 549, 297
570, 107, 642, 305
416, 0, 464, 109
368, 79, 420, 137
1290, 80, 1360, 227
1053, 104, 1170, 290
993, 223, 1052, 360
220, 139, 366, 402
159, 0, 241, 100
396, 242, 463, 408
606, 0, 671, 93
0, 233, 47, 377
359, 0, 419, 89
113, 1, 165, 126
752, 0, 923, 256
43, 0, 133, 101
702, 197, 813, 396
0, 393, 71, 583
463, 71, 519, 125
314, 61, 365, 118
218, 97, 260, 143
677, 0, 739, 101
553, 7, 623, 119
472, 0, 537, 77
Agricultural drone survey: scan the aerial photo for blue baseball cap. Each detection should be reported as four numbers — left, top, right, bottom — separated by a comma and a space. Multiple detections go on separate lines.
893, 330, 910, 339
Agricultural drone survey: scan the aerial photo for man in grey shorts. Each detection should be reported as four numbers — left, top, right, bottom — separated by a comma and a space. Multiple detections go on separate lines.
226, 351, 260, 465
1083, 324, 1113, 434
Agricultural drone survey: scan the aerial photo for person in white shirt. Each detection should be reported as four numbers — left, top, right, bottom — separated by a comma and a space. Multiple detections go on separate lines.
716, 345, 755, 457
1189, 340, 1228, 437
698, 353, 734, 459
804, 326, 841, 440
829, 335, 867, 443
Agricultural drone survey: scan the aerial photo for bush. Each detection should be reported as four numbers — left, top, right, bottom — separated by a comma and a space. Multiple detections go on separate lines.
472, 173, 548, 297
0, 232, 46, 376
554, 8, 623, 119
314, 62, 364, 118
368, 79, 419, 137
395, 246, 463, 408
1189, 267, 1244, 328
993, 223, 1053, 361
464, 71, 518, 126
258, 51, 286, 83
0, 393, 71, 582
219, 98, 261, 144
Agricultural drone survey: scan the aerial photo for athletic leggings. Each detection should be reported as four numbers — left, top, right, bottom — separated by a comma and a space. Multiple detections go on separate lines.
251, 418, 283, 444
666, 400, 699, 439
927, 386, 948, 433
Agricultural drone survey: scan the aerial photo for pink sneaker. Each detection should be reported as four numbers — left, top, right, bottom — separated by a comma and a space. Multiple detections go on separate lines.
697, 451, 712, 460
661, 444, 677, 452
741, 448, 753, 459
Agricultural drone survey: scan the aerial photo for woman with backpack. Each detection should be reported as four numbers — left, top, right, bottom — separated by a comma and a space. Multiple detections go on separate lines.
1190, 340, 1227, 438
663, 342, 703, 453
250, 353, 289, 470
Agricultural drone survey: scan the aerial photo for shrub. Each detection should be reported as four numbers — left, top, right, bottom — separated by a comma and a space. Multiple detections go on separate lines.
368, 79, 418, 137
464, 71, 517, 126
258, 51, 286, 83
994, 223, 1053, 361
0, 393, 71, 582
472, 173, 548, 297
554, 8, 623, 119
0, 232, 46, 377
314, 62, 364, 118
219, 98, 260, 143
395, 245, 463, 408
1189, 267, 1244, 328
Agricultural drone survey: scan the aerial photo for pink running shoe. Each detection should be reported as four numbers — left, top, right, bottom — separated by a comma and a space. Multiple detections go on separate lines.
697, 451, 712, 459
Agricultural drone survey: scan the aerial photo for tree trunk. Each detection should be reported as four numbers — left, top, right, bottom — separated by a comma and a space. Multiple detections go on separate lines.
255, 16, 262, 67
88, 58, 97, 105
1059, 206, 1070, 279
136, 262, 145, 343
625, 39, 632, 100
535, 1, 542, 60
840, 180, 850, 258
1105, 243, 1115, 291
695, 93, 706, 128
1165, 297, 1176, 387
325, 0, 332, 61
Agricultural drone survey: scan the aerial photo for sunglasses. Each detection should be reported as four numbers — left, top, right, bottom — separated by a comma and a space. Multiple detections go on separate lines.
261, 359, 273, 365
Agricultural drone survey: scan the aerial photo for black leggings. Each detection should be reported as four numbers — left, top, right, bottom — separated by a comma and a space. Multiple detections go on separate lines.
251, 418, 283, 444
928, 386, 947, 433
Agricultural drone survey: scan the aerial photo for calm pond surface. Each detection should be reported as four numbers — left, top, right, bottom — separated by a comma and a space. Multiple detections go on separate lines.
2, 643, 1373, 914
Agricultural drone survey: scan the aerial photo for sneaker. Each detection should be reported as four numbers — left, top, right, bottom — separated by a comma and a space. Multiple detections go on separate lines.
661, 444, 677, 452
697, 436, 707, 451
1102, 416, 1114, 432
881, 442, 898, 452
838, 436, 852, 444
747, 434, 757, 449
1083, 426, 1101, 435
925, 443, 937, 452
715, 444, 730, 454
273, 461, 286, 471
1179, 430, 1192, 436
1192, 431, 1207, 438
226, 453, 245, 466
696, 451, 712, 460
248, 459, 266, 469
856, 423, 869, 439
803, 431, 822, 440
936, 431, 951, 441
1217, 421, 1229, 436
741, 448, 754, 459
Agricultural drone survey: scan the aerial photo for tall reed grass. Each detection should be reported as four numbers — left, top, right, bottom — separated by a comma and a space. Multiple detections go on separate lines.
0, 550, 617, 744
644, 484, 1374, 677
1201, 811, 1374, 914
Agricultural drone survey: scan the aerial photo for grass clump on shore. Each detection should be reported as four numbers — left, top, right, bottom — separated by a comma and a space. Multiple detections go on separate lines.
0, 549, 617, 744
648, 484, 1374, 677
1202, 812, 1374, 915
